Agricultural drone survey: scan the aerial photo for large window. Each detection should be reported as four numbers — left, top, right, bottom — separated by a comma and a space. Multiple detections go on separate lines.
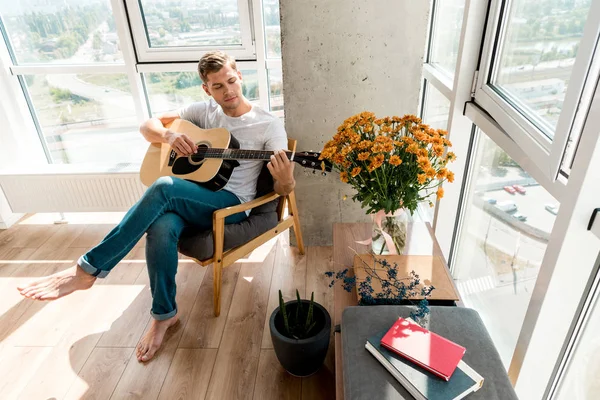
453, 132, 559, 367
23, 73, 142, 164
0, 0, 282, 165
491, 0, 591, 136
422, 80, 451, 130
429, 0, 465, 77
126, 0, 255, 61
0, 0, 123, 64
473, 0, 596, 180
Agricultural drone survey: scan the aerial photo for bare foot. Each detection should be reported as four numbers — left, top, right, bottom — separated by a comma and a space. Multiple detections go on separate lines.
17, 265, 96, 301
136, 314, 179, 362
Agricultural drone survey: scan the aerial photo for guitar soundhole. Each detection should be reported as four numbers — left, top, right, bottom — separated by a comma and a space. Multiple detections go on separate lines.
190, 144, 209, 165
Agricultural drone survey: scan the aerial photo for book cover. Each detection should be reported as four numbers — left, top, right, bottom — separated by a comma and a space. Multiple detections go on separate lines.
366, 331, 484, 400
381, 317, 466, 381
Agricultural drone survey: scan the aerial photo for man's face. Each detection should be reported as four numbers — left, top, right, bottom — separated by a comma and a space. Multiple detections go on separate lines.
202, 63, 244, 111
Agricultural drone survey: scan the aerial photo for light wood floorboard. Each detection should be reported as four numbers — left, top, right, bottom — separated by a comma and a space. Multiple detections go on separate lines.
0, 218, 335, 399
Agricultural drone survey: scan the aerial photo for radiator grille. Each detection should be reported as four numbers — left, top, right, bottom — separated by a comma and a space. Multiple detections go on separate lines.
0, 173, 147, 213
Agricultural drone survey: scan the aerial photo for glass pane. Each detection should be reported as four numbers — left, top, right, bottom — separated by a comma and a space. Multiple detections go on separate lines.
492, 0, 592, 135
263, 0, 281, 58
268, 68, 283, 112
23, 74, 143, 164
418, 80, 452, 223
430, 0, 465, 76
555, 283, 600, 398
453, 132, 559, 368
0, 0, 123, 64
423, 81, 451, 130
139, 0, 242, 48
145, 69, 259, 115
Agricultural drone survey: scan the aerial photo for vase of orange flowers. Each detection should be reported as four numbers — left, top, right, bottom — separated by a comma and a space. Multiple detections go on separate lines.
320, 112, 456, 255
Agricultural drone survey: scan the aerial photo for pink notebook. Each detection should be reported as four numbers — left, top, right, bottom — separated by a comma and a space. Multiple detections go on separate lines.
380, 317, 466, 381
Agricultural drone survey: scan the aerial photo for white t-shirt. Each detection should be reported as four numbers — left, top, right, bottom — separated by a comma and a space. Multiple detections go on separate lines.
178, 99, 288, 206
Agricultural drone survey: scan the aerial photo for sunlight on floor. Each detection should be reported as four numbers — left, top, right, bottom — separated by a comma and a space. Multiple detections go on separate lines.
235, 235, 283, 264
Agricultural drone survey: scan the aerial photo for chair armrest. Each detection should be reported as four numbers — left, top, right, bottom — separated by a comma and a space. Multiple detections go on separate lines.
213, 192, 281, 220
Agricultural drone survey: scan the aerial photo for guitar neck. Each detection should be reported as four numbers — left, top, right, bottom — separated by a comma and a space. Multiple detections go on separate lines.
200, 148, 292, 161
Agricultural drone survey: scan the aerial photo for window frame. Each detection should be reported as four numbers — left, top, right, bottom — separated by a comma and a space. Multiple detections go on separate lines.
125, 0, 256, 62
0, 0, 281, 166
472, 0, 600, 182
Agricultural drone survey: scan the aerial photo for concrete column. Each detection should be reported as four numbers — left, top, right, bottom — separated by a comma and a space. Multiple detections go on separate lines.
281, 0, 431, 245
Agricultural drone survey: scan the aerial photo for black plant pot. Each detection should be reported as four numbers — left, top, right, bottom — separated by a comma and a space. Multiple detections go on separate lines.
269, 299, 331, 377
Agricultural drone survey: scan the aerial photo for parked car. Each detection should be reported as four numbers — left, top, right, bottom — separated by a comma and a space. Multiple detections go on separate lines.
496, 200, 517, 213
545, 204, 559, 215
513, 184, 526, 194
512, 213, 527, 222
504, 186, 516, 194
482, 196, 497, 204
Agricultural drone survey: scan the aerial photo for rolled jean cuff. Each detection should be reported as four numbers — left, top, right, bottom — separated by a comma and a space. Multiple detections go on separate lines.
78, 255, 109, 278
151, 308, 178, 321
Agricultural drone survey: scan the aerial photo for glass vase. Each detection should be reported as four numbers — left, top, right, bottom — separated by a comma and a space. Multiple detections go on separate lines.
371, 209, 411, 255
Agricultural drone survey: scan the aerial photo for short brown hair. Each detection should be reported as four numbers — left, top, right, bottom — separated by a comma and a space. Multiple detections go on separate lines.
197, 51, 237, 83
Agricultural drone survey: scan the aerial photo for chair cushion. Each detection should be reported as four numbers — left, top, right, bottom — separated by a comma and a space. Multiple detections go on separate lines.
177, 163, 280, 261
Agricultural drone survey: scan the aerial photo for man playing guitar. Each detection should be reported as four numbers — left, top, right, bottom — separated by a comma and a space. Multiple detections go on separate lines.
18, 51, 295, 362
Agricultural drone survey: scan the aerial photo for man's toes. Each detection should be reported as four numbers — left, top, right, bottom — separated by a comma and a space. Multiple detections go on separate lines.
38, 290, 56, 300
22, 288, 39, 298
20, 285, 38, 296
137, 343, 148, 360
141, 346, 157, 362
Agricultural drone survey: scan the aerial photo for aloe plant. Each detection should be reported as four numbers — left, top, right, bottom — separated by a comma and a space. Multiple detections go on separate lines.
278, 289, 318, 340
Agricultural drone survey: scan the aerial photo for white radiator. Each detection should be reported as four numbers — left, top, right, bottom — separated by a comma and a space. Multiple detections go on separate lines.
0, 166, 147, 213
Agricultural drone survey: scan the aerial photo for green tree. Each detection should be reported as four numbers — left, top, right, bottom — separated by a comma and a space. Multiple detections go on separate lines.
93, 32, 102, 50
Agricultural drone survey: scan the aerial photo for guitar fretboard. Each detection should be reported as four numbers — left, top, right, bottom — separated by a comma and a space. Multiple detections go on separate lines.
198, 149, 291, 161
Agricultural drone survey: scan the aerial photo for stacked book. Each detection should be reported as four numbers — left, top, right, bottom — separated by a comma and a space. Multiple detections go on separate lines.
365, 317, 484, 400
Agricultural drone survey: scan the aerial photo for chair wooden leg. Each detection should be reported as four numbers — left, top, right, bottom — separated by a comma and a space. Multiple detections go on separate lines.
287, 192, 305, 255
213, 260, 223, 317
212, 217, 225, 317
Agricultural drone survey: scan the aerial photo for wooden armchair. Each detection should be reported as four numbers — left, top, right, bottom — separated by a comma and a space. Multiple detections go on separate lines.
179, 138, 304, 317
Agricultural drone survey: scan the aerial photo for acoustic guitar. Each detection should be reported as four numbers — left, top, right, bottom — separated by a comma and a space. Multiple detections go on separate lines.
140, 119, 331, 190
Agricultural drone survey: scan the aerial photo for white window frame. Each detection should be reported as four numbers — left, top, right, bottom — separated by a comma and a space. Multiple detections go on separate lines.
125, 0, 256, 62
473, 0, 600, 182
434, 1, 600, 399
0, 0, 280, 167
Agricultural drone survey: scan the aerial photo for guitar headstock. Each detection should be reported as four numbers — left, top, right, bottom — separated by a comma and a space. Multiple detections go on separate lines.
292, 151, 333, 174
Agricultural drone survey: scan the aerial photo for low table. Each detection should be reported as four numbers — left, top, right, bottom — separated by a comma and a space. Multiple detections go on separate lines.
342, 306, 518, 400
333, 222, 463, 400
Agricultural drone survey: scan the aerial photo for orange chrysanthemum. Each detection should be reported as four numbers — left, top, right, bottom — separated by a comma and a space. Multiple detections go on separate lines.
358, 152, 370, 161
389, 155, 402, 166
340, 171, 349, 183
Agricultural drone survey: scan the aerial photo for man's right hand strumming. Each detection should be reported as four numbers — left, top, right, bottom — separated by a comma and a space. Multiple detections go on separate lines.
165, 130, 197, 156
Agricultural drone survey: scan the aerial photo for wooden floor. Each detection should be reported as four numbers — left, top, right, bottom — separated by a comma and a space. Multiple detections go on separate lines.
0, 214, 335, 400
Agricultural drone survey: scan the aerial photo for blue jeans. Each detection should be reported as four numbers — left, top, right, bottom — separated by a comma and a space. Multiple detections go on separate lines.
78, 176, 247, 320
